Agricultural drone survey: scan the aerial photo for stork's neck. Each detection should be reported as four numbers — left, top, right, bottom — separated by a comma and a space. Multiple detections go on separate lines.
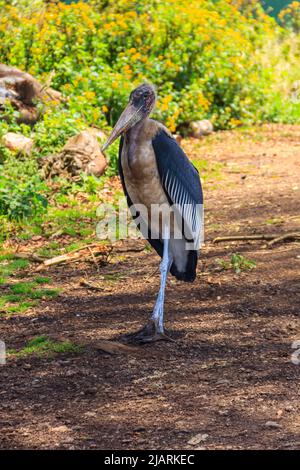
125, 116, 149, 166
127, 116, 148, 142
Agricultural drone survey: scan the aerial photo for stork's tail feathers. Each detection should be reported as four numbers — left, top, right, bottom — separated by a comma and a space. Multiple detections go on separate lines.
170, 250, 198, 283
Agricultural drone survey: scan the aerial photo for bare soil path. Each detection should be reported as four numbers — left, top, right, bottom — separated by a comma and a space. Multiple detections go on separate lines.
0, 124, 300, 450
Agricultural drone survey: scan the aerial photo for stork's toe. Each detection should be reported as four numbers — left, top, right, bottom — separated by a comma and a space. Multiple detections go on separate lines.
123, 320, 175, 344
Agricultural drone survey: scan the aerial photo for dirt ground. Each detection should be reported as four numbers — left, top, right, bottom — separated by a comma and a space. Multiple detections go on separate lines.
0, 124, 300, 450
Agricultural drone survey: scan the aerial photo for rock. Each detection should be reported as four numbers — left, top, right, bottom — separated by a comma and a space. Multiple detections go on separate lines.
265, 421, 282, 429
190, 119, 213, 138
51, 425, 69, 433
84, 387, 97, 396
173, 134, 183, 144
41, 130, 107, 179
134, 426, 146, 432
188, 433, 209, 445
216, 378, 230, 385
88, 127, 107, 141
285, 405, 294, 412
86, 156, 107, 177
218, 409, 229, 416
2, 132, 33, 154
84, 411, 97, 418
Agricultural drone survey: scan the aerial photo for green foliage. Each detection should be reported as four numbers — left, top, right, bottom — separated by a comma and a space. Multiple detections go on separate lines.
217, 253, 257, 274
34, 276, 52, 284
0, 0, 299, 234
0, 0, 298, 135
33, 105, 87, 156
0, 254, 60, 315
0, 257, 29, 277
279, 2, 300, 32
0, 155, 48, 221
191, 159, 225, 181
103, 140, 120, 177
8, 336, 83, 358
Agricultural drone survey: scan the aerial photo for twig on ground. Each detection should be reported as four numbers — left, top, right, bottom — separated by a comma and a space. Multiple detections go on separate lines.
267, 232, 300, 247
87, 246, 101, 274
213, 232, 300, 248
145, 266, 159, 281
80, 279, 102, 291
112, 243, 147, 253
213, 234, 275, 243
12, 253, 45, 263
35, 244, 112, 271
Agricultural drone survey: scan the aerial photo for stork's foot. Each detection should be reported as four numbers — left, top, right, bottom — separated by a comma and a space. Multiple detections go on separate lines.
123, 320, 175, 344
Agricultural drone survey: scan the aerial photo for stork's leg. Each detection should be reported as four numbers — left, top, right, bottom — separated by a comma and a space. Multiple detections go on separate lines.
124, 229, 174, 344
150, 233, 172, 335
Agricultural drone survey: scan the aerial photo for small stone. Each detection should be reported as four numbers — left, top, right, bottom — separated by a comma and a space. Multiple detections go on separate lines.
2, 132, 33, 155
134, 426, 146, 432
52, 425, 69, 433
285, 405, 294, 412
173, 134, 183, 144
218, 410, 229, 416
188, 433, 209, 445
265, 421, 282, 429
216, 379, 230, 385
84, 387, 97, 396
84, 411, 97, 417
190, 120, 213, 138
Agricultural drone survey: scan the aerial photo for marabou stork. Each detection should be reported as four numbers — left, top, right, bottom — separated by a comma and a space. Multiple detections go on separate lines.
102, 84, 203, 343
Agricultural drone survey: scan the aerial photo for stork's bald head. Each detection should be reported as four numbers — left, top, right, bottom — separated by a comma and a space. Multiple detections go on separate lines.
102, 83, 156, 151
129, 83, 156, 116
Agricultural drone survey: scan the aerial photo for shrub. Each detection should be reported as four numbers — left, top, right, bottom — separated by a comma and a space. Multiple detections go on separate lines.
0, 0, 298, 134
0, 0, 299, 225
0, 155, 48, 220
279, 2, 300, 33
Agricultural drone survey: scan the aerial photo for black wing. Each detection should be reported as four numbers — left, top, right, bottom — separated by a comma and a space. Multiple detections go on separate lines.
152, 129, 203, 249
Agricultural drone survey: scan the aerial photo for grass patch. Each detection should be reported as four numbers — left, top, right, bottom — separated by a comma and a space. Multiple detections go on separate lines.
10, 282, 36, 295
34, 276, 52, 284
36, 241, 61, 258
265, 218, 284, 225
103, 273, 124, 282
28, 288, 60, 300
6, 301, 38, 314
217, 253, 256, 274
8, 336, 83, 358
0, 276, 61, 316
0, 257, 30, 277
191, 159, 225, 182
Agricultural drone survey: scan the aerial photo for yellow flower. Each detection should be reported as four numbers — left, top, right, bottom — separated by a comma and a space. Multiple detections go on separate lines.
93, 109, 100, 120
84, 91, 96, 100
131, 52, 141, 61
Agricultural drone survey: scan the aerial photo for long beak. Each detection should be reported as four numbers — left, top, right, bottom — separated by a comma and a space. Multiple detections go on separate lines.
102, 103, 143, 152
